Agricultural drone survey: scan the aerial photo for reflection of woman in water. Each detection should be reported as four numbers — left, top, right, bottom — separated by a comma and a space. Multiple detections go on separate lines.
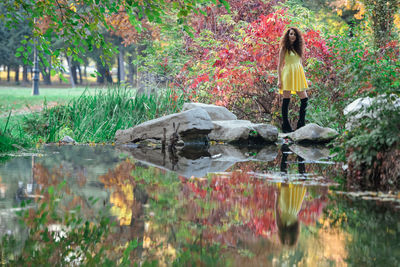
275, 183, 306, 246
275, 144, 307, 246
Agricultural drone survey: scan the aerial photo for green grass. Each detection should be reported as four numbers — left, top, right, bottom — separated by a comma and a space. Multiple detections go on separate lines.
0, 86, 95, 115
1, 85, 186, 153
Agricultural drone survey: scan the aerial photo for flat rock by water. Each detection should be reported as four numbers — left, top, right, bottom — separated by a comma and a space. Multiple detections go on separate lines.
115, 108, 213, 144
209, 120, 278, 143
181, 102, 237, 121
283, 123, 338, 143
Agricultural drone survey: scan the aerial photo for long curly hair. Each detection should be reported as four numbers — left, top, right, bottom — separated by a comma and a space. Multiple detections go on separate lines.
280, 27, 304, 58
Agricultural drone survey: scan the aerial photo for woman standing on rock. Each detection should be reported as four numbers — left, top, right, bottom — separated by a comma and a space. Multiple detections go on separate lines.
277, 27, 309, 133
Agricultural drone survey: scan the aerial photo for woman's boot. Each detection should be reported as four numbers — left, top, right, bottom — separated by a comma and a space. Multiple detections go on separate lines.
296, 97, 308, 130
282, 98, 292, 133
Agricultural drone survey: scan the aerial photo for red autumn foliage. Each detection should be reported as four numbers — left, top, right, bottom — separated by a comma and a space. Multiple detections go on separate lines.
181, 9, 332, 122
189, 0, 282, 40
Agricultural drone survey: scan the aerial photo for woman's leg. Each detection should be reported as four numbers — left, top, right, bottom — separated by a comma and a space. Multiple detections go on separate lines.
281, 90, 292, 133
296, 91, 308, 129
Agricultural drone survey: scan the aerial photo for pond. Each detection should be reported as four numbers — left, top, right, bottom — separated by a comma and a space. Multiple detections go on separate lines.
0, 144, 399, 266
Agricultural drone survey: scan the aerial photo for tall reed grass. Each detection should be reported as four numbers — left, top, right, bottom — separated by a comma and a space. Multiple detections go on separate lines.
0, 112, 31, 153
23, 86, 186, 143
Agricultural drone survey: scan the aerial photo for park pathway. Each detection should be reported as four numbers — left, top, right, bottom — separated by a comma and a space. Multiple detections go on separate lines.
0, 102, 58, 118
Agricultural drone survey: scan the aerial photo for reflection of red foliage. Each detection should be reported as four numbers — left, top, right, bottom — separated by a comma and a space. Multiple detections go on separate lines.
298, 197, 327, 225
249, 211, 277, 237
182, 171, 328, 243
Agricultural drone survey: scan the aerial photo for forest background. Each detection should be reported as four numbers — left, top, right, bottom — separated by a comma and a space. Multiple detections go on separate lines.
0, 0, 399, 190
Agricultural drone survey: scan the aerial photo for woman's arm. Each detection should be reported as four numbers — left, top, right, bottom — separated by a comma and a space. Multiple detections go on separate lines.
277, 47, 285, 89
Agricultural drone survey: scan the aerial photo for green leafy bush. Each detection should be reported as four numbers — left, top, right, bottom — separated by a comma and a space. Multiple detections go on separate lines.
333, 95, 400, 190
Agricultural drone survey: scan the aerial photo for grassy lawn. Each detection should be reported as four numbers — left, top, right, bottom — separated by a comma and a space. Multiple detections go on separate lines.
0, 85, 184, 153
0, 86, 97, 116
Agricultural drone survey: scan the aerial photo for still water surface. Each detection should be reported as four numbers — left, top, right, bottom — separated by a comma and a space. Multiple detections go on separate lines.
0, 145, 399, 266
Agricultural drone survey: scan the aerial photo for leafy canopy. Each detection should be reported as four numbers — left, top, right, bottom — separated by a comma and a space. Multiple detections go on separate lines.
2, 0, 230, 69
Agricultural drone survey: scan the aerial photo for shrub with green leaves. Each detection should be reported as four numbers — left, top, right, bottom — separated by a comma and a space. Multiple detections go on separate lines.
333, 95, 400, 190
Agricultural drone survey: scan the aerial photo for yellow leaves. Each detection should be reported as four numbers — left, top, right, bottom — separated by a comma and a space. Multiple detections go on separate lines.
332, 0, 365, 20
69, 3, 77, 12
353, 2, 366, 20
395, 14, 400, 30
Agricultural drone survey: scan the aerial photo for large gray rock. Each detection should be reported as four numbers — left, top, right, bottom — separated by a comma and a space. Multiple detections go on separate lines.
209, 120, 253, 142
115, 108, 213, 144
182, 102, 237, 121
344, 95, 400, 130
287, 123, 338, 143
209, 120, 278, 143
253, 124, 279, 142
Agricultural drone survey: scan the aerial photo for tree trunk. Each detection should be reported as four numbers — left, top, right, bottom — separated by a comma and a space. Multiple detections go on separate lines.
39, 56, 52, 85
14, 66, 19, 83
66, 56, 76, 88
137, 44, 147, 94
118, 44, 125, 84
117, 57, 121, 84
7, 66, 10, 82
40, 68, 51, 85
84, 65, 87, 85
365, 0, 398, 49
106, 68, 113, 84
96, 60, 106, 84
127, 46, 137, 87
23, 65, 29, 83
78, 65, 83, 84
71, 65, 78, 85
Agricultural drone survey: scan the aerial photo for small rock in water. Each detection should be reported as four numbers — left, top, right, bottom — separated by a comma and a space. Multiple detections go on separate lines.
61, 135, 76, 144
361, 196, 380, 201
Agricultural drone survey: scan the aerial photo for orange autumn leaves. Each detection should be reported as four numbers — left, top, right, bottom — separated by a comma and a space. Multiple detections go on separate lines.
99, 159, 138, 225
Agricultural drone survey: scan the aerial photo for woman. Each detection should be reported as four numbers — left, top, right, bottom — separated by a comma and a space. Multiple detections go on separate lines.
277, 27, 309, 133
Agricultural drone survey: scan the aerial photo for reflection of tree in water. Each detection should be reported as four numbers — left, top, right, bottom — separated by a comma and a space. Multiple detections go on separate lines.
99, 159, 138, 226
182, 171, 327, 242
23, 157, 329, 264
98, 159, 150, 261
324, 196, 400, 266
94, 158, 329, 264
